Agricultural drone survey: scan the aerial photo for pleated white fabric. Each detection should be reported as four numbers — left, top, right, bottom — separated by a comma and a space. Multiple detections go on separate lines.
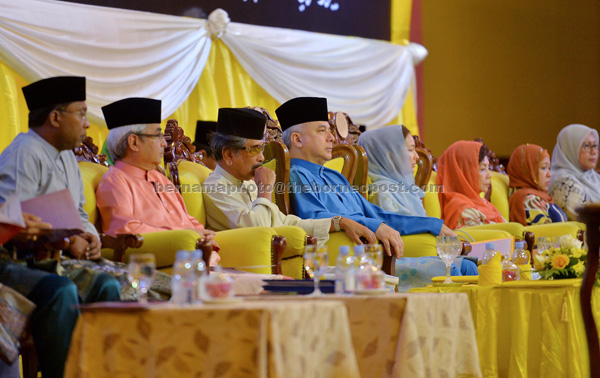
0, 2, 424, 128
0, 0, 211, 124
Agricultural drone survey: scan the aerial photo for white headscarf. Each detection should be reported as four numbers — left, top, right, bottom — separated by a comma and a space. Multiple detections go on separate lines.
551, 124, 600, 202
357, 125, 427, 216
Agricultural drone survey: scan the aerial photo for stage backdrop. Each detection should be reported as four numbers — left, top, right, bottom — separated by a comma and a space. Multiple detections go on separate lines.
0, 0, 418, 152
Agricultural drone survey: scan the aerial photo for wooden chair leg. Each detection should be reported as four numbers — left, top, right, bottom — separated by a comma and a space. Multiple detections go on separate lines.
578, 204, 600, 377
20, 325, 38, 378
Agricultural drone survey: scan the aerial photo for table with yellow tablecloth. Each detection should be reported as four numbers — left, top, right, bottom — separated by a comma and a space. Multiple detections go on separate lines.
64, 300, 360, 378
246, 293, 482, 378
411, 280, 600, 378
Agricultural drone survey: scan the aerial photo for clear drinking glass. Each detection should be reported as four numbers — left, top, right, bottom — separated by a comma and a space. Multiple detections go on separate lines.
304, 245, 329, 296
128, 253, 156, 303
364, 244, 383, 269
436, 236, 461, 284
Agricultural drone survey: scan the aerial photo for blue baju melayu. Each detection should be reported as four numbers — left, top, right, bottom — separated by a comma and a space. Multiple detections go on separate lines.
289, 158, 444, 235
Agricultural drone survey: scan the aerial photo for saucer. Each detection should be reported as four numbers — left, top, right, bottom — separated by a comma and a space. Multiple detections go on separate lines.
202, 297, 243, 304
351, 288, 389, 295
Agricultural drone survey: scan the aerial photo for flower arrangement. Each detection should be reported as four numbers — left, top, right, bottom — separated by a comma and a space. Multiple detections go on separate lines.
534, 235, 587, 280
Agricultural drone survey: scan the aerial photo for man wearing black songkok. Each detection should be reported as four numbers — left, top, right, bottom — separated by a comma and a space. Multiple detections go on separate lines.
193, 120, 218, 170
0, 76, 120, 377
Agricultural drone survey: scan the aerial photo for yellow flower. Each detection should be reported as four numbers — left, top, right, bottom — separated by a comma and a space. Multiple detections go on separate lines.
572, 248, 583, 259
534, 254, 547, 270
573, 261, 586, 275
551, 254, 569, 270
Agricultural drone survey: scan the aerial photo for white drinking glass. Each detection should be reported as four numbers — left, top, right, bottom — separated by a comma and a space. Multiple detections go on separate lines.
304, 246, 329, 296
128, 253, 156, 303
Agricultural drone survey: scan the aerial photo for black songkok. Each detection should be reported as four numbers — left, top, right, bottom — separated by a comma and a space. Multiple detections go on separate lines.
22, 76, 86, 111
216, 108, 266, 140
102, 98, 162, 129
275, 97, 328, 131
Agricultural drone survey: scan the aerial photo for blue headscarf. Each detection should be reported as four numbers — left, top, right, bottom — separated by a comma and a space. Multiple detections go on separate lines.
358, 125, 427, 216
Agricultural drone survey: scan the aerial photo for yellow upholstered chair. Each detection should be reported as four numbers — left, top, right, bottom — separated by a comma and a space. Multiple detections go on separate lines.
174, 159, 299, 277
79, 160, 206, 271
489, 171, 585, 239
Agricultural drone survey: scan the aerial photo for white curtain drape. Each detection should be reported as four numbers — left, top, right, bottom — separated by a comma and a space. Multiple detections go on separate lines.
0, 1, 425, 128
0, 0, 211, 124
222, 22, 416, 127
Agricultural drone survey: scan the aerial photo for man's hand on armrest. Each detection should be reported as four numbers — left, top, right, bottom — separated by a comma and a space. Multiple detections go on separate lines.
375, 223, 404, 258
334, 217, 377, 245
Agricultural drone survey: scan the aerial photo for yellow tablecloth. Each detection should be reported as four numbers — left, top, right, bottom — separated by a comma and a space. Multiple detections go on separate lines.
64, 300, 360, 378
412, 280, 600, 378
247, 293, 482, 378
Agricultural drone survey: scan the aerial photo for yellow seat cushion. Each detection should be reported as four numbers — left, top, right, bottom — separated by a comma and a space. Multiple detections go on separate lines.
423, 171, 442, 219
490, 172, 510, 220
79, 161, 109, 227
324, 157, 345, 173
177, 160, 212, 224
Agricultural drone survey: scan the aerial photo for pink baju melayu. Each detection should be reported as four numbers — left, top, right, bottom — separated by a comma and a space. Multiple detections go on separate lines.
96, 161, 204, 235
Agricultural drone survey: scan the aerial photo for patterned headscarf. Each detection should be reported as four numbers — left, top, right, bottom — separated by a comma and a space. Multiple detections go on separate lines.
550, 124, 600, 202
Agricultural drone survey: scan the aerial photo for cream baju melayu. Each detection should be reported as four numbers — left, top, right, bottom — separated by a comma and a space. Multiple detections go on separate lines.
203, 165, 330, 245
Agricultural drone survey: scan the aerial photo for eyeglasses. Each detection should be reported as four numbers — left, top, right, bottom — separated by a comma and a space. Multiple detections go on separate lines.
57, 109, 87, 120
581, 143, 599, 153
239, 144, 265, 157
135, 132, 165, 141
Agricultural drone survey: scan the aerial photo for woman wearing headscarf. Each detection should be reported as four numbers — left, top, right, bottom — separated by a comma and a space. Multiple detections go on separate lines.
437, 141, 506, 229
357, 125, 427, 216
548, 124, 600, 221
358, 127, 478, 280
507, 144, 567, 226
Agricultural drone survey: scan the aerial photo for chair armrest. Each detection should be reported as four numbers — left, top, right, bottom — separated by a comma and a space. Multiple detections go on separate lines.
100, 233, 143, 263
214, 227, 279, 275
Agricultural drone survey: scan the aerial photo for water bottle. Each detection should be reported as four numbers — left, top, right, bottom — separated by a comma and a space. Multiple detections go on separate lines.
190, 250, 207, 302
354, 245, 366, 267
335, 246, 355, 294
171, 250, 194, 305
481, 243, 497, 265
511, 241, 529, 265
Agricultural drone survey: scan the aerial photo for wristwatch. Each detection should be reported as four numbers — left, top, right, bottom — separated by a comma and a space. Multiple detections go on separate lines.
332, 216, 343, 232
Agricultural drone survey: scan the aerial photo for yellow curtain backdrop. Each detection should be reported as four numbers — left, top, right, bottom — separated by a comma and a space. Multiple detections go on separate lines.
0, 1, 417, 152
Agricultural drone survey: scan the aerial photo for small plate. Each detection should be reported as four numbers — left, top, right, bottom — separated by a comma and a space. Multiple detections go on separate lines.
431, 276, 478, 284
351, 288, 389, 295
430, 282, 465, 287
202, 297, 243, 304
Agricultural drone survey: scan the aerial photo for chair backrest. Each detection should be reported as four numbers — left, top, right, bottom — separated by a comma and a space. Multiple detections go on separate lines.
73, 136, 109, 166
489, 171, 510, 220
423, 171, 442, 218
247, 106, 282, 142
263, 140, 291, 215
326, 144, 358, 183
78, 161, 109, 228
327, 111, 361, 145
353, 144, 369, 199
577, 204, 600, 377
415, 147, 434, 188
176, 160, 212, 225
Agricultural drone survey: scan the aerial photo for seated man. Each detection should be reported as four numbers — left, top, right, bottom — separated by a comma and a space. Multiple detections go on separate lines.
0, 76, 120, 377
203, 108, 375, 247
96, 97, 219, 264
193, 120, 218, 170
276, 97, 456, 258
